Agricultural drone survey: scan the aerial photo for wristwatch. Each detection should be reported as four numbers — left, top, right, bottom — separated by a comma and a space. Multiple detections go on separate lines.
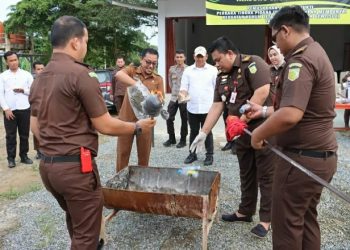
262, 106, 268, 118
133, 122, 142, 136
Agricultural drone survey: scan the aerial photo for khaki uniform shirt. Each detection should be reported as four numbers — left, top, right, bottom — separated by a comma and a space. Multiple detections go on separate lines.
168, 64, 187, 102
29, 53, 107, 156
275, 37, 337, 150
111, 66, 127, 97
214, 54, 271, 120
118, 66, 164, 122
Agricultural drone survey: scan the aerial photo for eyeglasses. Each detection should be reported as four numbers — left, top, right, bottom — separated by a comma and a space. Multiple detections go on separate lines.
144, 59, 158, 66
271, 27, 282, 44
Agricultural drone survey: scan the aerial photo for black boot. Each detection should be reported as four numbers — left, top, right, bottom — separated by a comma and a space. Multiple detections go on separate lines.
221, 141, 233, 151
8, 158, 16, 168
184, 152, 197, 164
163, 134, 176, 147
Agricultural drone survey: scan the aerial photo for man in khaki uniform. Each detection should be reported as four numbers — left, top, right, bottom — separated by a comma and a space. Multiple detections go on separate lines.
29, 16, 155, 250
341, 72, 350, 127
116, 48, 164, 172
163, 49, 188, 148
190, 36, 274, 238
111, 56, 126, 113
250, 6, 337, 249
32, 61, 45, 160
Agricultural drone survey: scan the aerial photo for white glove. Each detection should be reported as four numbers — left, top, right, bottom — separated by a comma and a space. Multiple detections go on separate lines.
190, 131, 207, 154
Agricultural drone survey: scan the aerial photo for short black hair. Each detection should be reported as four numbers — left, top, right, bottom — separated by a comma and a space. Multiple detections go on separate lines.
50, 16, 86, 48
208, 36, 239, 54
140, 48, 159, 58
4, 51, 18, 61
116, 56, 124, 60
175, 49, 185, 55
33, 61, 44, 69
269, 5, 310, 32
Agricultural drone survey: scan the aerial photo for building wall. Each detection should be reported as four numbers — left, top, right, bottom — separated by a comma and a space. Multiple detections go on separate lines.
312, 25, 350, 71
175, 19, 266, 66
158, 0, 350, 81
158, 0, 205, 78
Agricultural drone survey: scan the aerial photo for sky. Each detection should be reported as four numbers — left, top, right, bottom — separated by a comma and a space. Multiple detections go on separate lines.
0, 0, 157, 45
0, 0, 20, 22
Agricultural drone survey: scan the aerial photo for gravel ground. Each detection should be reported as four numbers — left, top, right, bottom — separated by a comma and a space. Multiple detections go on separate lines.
1, 130, 350, 250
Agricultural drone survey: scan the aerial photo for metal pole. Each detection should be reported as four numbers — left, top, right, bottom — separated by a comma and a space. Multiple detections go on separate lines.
244, 128, 350, 204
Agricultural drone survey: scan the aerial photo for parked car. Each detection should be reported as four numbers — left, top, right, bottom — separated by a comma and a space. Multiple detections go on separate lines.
95, 69, 116, 111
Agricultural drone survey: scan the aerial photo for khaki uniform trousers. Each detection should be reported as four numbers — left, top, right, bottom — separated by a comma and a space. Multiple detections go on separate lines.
272, 151, 337, 250
39, 160, 104, 250
235, 131, 275, 222
116, 128, 152, 172
114, 95, 124, 114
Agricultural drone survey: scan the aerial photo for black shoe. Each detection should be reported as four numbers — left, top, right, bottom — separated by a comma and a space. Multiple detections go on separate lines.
8, 158, 16, 168
221, 141, 233, 151
221, 213, 253, 222
184, 153, 197, 164
20, 156, 33, 164
203, 155, 213, 166
97, 238, 104, 250
251, 224, 270, 238
163, 139, 176, 147
176, 140, 186, 148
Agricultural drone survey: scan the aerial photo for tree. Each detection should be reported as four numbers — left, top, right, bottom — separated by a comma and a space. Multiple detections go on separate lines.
5, 0, 158, 68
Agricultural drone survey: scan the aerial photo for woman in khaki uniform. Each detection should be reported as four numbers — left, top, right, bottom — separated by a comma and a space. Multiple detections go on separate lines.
267, 45, 285, 106
115, 48, 164, 172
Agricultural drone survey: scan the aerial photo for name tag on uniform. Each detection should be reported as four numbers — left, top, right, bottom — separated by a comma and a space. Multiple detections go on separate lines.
229, 92, 237, 103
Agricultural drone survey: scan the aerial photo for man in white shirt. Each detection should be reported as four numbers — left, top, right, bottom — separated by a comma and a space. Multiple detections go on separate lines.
180, 46, 218, 166
0, 51, 33, 168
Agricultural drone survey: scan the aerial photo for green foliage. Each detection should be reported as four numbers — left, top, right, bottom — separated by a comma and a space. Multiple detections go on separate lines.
35, 213, 56, 248
5, 0, 158, 69
0, 183, 42, 200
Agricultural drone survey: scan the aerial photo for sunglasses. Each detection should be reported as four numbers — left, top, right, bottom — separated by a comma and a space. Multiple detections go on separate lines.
144, 59, 158, 66
271, 27, 282, 44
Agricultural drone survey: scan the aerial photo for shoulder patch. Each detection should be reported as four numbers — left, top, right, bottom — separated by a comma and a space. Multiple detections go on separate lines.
248, 62, 257, 74
287, 63, 302, 81
292, 45, 308, 56
289, 63, 303, 68
89, 72, 98, 79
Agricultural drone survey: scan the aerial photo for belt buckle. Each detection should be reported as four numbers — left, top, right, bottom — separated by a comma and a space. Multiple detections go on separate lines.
43, 155, 54, 163
324, 151, 329, 159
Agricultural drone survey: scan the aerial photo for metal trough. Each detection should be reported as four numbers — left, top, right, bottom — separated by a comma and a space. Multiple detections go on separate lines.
102, 165, 221, 249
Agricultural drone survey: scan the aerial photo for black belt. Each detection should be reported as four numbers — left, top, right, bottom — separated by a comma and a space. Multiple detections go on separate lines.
42, 155, 81, 163
284, 148, 335, 159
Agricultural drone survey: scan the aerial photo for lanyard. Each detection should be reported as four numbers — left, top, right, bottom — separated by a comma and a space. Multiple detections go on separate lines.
233, 80, 238, 93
